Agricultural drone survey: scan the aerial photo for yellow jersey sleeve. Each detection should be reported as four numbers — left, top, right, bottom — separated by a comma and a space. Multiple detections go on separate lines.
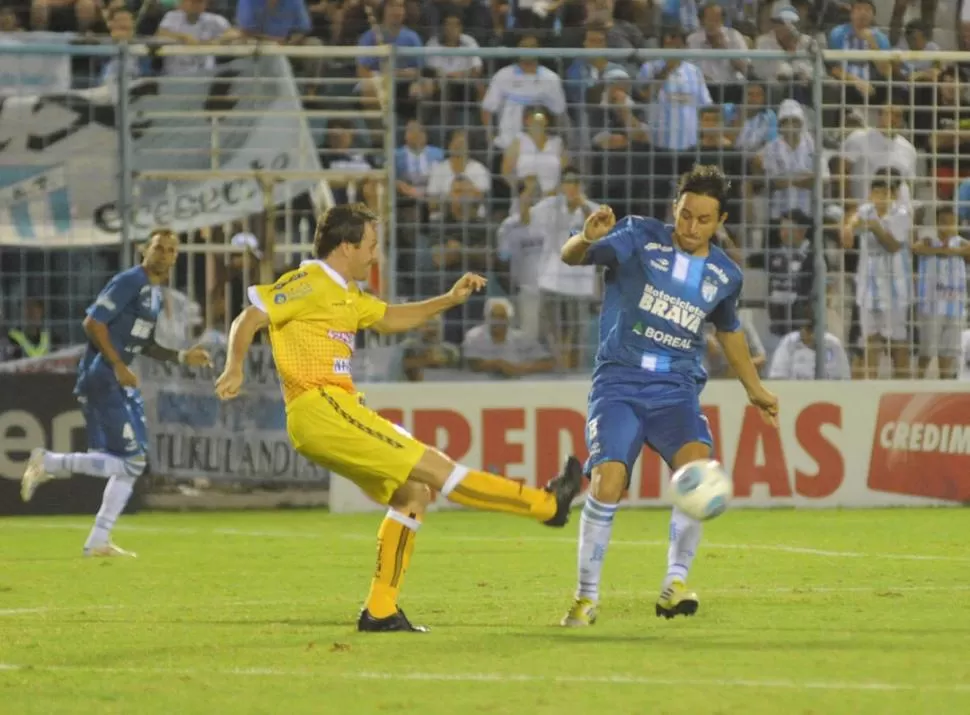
354, 289, 388, 330
248, 269, 319, 327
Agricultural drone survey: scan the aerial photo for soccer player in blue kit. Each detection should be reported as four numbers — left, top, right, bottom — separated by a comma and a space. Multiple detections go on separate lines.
558, 166, 779, 626
21, 230, 211, 557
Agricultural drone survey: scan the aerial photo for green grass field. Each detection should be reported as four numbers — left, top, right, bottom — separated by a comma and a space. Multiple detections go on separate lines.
1, 508, 969, 714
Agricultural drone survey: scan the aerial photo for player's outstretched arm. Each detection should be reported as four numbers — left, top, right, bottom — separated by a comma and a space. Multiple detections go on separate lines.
143, 339, 212, 367
215, 306, 269, 400
560, 205, 616, 266
372, 273, 487, 334
716, 329, 779, 426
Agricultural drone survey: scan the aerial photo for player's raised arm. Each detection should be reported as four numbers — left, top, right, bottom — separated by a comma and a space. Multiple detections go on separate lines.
371, 273, 487, 334
560, 205, 616, 265
215, 305, 269, 400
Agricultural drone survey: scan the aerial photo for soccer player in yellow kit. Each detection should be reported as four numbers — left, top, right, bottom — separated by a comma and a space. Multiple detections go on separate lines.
215, 204, 582, 632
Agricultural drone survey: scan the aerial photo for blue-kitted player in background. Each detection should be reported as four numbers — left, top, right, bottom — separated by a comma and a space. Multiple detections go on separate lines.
558, 165, 779, 627
21, 230, 211, 557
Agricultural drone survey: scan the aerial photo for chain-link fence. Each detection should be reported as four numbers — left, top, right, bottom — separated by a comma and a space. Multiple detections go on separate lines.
2, 39, 968, 381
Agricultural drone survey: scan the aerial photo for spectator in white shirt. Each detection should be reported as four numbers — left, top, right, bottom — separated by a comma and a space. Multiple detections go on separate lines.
497, 183, 546, 341
481, 31, 567, 153
425, 10, 483, 104
752, 5, 815, 104
426, 129, 491, 218
687, 2, 750, 104
754, 99, 818, 221
768, 304, 851, 380
501, 105, 567, 204
533, 168, 599, 369
463, 298, 556, 379
157, 0, 238, 76
837, 104, 917, 207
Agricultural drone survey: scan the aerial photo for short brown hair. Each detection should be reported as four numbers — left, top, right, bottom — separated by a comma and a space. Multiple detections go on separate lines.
313, 204, 379, 259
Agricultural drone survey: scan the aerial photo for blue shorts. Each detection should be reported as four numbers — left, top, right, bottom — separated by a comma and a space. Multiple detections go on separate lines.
584, 376, 712, 478
76, 379, 148, 458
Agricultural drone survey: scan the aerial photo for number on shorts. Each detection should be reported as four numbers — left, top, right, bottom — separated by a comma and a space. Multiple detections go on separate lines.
130, 319, 153, 339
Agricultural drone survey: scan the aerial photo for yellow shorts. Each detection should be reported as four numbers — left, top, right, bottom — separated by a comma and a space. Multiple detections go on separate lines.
286, 386, 425, 505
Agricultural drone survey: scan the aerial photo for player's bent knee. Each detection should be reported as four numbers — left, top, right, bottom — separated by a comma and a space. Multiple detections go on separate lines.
408, 447, 454, 491
589, 462, 627, 504
389, 481, 432, 515
671, 442, 712, 470
123, 454, 147, 479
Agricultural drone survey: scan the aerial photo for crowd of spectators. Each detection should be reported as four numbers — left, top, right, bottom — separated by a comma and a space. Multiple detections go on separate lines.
3, 0, 970, 382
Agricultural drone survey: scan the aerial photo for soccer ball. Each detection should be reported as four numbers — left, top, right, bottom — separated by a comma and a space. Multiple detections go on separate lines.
669, 459, 732, 521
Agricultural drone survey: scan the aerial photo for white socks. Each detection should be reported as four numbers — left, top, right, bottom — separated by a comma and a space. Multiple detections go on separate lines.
576, 501, 704, 603
84, 475, 137, 551
665, 507, 703, 588
575, 496, 618, 602
44, 451, 126, 480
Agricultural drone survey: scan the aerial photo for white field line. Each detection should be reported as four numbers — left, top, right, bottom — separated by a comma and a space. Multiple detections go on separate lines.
2, 584, 969, 618
0, 663, 968, 693
2, 520, 970, 563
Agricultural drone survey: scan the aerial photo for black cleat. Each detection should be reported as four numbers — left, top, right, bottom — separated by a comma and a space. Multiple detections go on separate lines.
356, 608, 430, 633
542, 456, 584, 527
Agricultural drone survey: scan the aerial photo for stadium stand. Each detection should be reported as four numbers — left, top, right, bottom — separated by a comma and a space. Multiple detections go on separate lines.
1, 0, 968, 383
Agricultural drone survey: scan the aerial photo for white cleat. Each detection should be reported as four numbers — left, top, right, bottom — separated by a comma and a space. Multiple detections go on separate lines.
84, 543, 138, 558
21, 448, 52, 503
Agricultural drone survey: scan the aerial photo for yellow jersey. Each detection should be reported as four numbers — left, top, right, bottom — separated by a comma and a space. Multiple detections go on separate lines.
248, 260, 387, 403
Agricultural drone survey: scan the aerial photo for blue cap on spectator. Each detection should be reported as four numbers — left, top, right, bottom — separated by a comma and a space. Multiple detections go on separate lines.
771, 5, 800, 25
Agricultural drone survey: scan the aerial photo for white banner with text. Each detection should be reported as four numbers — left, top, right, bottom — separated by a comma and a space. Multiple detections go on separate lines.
330, 380, 970, 512
0, 55, 320, 245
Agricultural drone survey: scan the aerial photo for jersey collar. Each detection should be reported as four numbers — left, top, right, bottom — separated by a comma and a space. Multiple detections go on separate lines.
301, 259, 348, 289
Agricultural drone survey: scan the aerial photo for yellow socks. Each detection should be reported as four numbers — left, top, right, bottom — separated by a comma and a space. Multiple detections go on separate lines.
364, 509, 421, 619
440, 466, 556, 522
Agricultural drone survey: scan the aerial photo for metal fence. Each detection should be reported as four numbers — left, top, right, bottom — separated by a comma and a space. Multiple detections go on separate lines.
1, 40, 967, 381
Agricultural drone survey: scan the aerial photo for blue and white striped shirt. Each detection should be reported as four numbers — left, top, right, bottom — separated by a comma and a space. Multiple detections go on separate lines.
828, 23, 890, 81
917, 233, 968, 319
855, 202, 913, 312
637, 60, 711, 150
734, 109, 778, 153
759, 133, 815, 219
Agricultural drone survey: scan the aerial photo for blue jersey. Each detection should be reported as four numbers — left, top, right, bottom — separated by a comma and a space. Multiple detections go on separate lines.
77, 266, 161, 395
586, 216, 744, 386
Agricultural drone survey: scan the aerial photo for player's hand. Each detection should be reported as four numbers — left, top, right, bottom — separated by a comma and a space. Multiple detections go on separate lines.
747, 386, 779, 427
181, 345, 212, 368
215, 365, 244, 401
583, 205, 616, 242
448, 273, 487, 305
113, 363, 139, 389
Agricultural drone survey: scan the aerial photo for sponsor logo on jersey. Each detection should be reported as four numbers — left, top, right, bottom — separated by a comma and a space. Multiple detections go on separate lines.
95, 295, 117, 311
645, 242, 673, 253
706, 263, 730, 285
649, 257, 670, 272
328, 330, 356, 347
701, 279, 719, 303
868, 393, 970, 502
274, 293, 287, 305
272, 271, 308, 291
333, 358, 352, 374
637, 285, 704, 334
631, 322, 694, 351
284, 284, 313, 300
